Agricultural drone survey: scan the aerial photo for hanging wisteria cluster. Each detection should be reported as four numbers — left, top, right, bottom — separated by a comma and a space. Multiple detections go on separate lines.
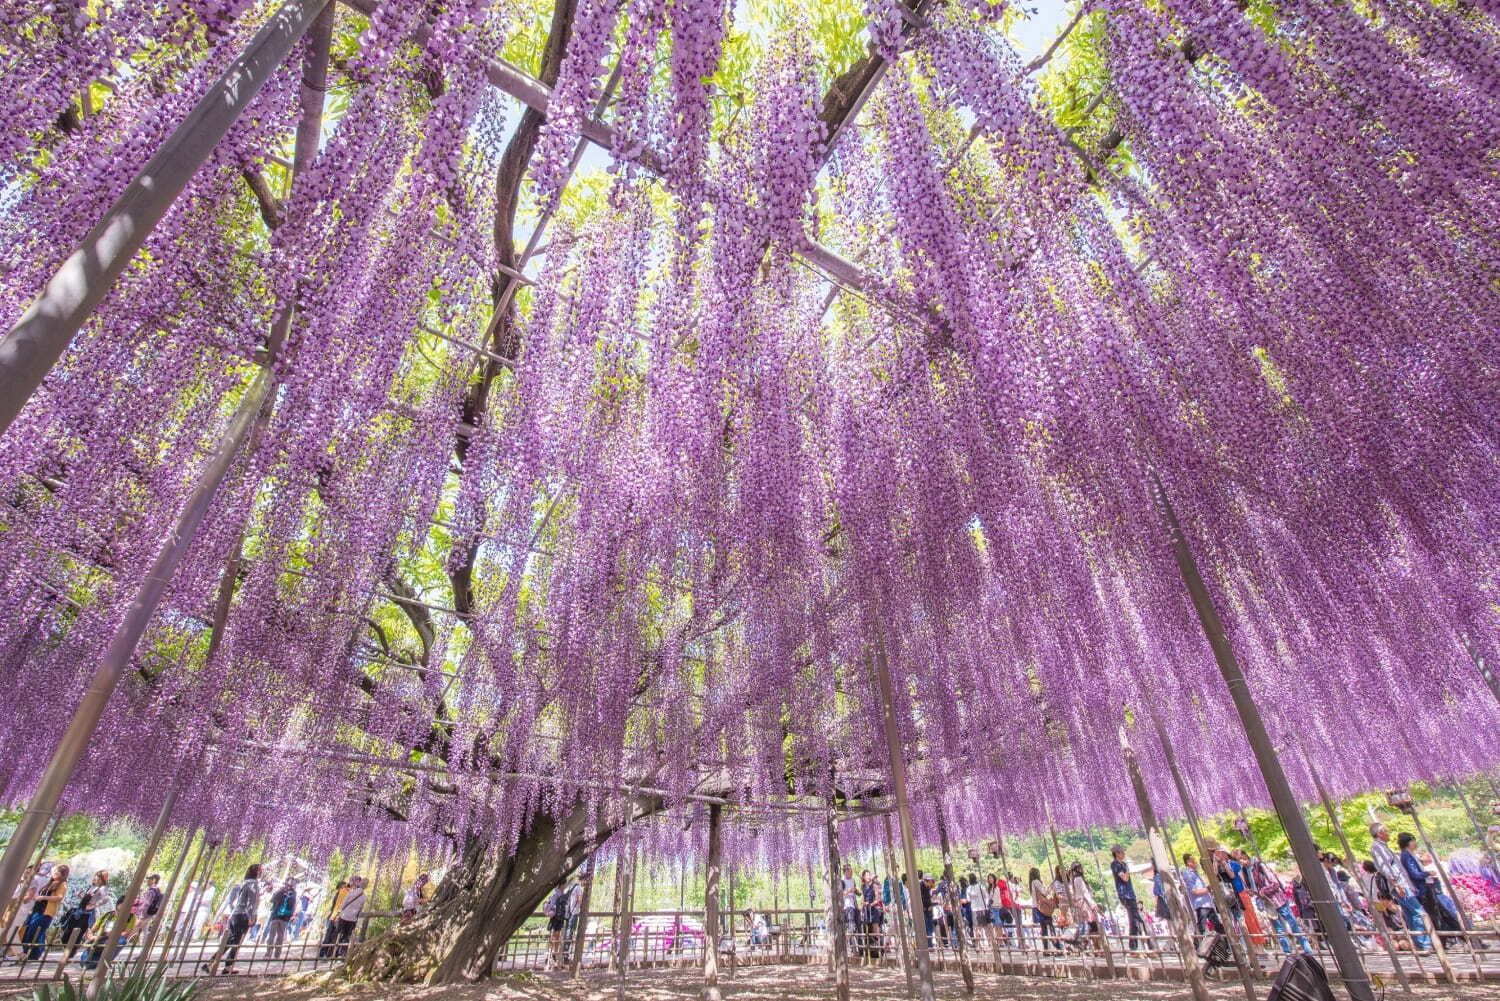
0, 0, 1497, 883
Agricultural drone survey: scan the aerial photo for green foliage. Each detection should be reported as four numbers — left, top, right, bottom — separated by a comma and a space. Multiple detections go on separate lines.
0, 813, 143, 864
1167, 783, 1493, 871
28, 971, 197, 1001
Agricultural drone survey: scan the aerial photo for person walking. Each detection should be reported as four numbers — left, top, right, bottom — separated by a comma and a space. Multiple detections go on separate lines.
19, 865, 68, 961
318, 880, 349, 957
861, 869, 884, 960
1228, 849, 1267, 947
264, 879, 297, 959
1110, 846, 1144, 950
965, 873, 988, 947
563, 878, 584, 953
1249, 857, 1313, 955
204, 864, 262, 975
1398, 833, 1460, 948
1067, 861, 1100, 950
5, 863, 47, 958
130, 873, 166, 938
544, 883, 567, 966
916, 872, 934, 948
1370, 823, 1431, 950
1180, 854, 1220, 934
400, 873, 431, 924
58, 870, 113, 962
997, 872, 1019, 942
329, 876, 366, 959
1029, 867, 1059, 952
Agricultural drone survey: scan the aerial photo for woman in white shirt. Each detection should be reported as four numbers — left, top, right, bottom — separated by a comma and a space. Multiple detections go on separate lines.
1028, 867, 1060, 952
965, 876, 990, 946
1068, 862, 1101, 939
1050, 865, 1071, 939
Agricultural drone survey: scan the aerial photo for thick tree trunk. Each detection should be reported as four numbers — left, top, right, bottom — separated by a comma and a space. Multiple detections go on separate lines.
345, 793, 659, 984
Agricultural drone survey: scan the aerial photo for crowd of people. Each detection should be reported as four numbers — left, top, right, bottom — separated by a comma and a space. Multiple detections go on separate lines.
0, 856, 403, 975
1169, 825, 1483, 961
747, 827, 1489, 965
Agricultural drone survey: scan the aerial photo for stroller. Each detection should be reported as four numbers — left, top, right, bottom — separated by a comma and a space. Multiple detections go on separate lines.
1195, 931, 1234, 969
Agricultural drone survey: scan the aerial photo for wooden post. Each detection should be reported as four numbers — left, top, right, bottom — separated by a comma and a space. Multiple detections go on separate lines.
89, 779, 181, 982
1048, 821, 1093, 980
1304, 760, 1411, 995
702, 803, 724, 1001
608, 847, 626, 975
825, 807, 851, 1001
727, 861, 736, 979
165, 837, 221, 972
882, 814, 916, 999
1084, 826, 1117, 978
1144, 702, 1260, 999
1410, 805, 1472, 934
936, 805, 975, 996
0, 0, 332, 436
129, 825, 199, 976
1151, 472, 1376, 1001
1462, 635, 1500, 706
616, 839, 637, 1001
1120, 723, 1211, 1001
872, 635, 936, 1001
570, 837, 600, 976
1451, 780, 1500, 875
0, 368, 272, 913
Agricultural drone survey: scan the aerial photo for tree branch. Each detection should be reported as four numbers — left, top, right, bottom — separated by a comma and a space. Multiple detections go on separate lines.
241, 168, 283, 229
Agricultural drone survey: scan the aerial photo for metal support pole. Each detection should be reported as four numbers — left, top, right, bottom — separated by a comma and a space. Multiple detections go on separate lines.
1152, 472, 1375, 1001
824, 806, 850, 1001
1120, 723, 1211, 1001
0, 0, 331, 436
0, 372, 270, 909
872, 635, 936, 1001
936, 805, 975, 995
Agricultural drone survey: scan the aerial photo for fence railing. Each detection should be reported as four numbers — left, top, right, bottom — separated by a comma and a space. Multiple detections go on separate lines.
2, 898, 1495, 984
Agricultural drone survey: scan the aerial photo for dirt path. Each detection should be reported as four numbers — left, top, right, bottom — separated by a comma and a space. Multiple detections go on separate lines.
195, 964, 1500, 1001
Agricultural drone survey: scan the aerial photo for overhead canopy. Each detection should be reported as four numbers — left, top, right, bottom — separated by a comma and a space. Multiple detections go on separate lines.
0, 0, 1496, 863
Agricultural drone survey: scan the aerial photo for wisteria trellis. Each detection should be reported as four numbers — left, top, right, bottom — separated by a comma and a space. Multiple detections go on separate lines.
0, 0, 1497, 876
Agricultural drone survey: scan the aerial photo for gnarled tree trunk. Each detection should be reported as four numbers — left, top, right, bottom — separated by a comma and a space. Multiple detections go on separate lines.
344, 791, 661, 984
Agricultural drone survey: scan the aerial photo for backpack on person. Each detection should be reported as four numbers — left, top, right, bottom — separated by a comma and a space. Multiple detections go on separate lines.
272, 888, 296, 919
143, 886, 164, 917
543, 889, 563, 918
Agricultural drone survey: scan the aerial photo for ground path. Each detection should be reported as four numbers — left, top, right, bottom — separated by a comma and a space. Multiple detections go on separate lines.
188, 965, 1500, 1001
